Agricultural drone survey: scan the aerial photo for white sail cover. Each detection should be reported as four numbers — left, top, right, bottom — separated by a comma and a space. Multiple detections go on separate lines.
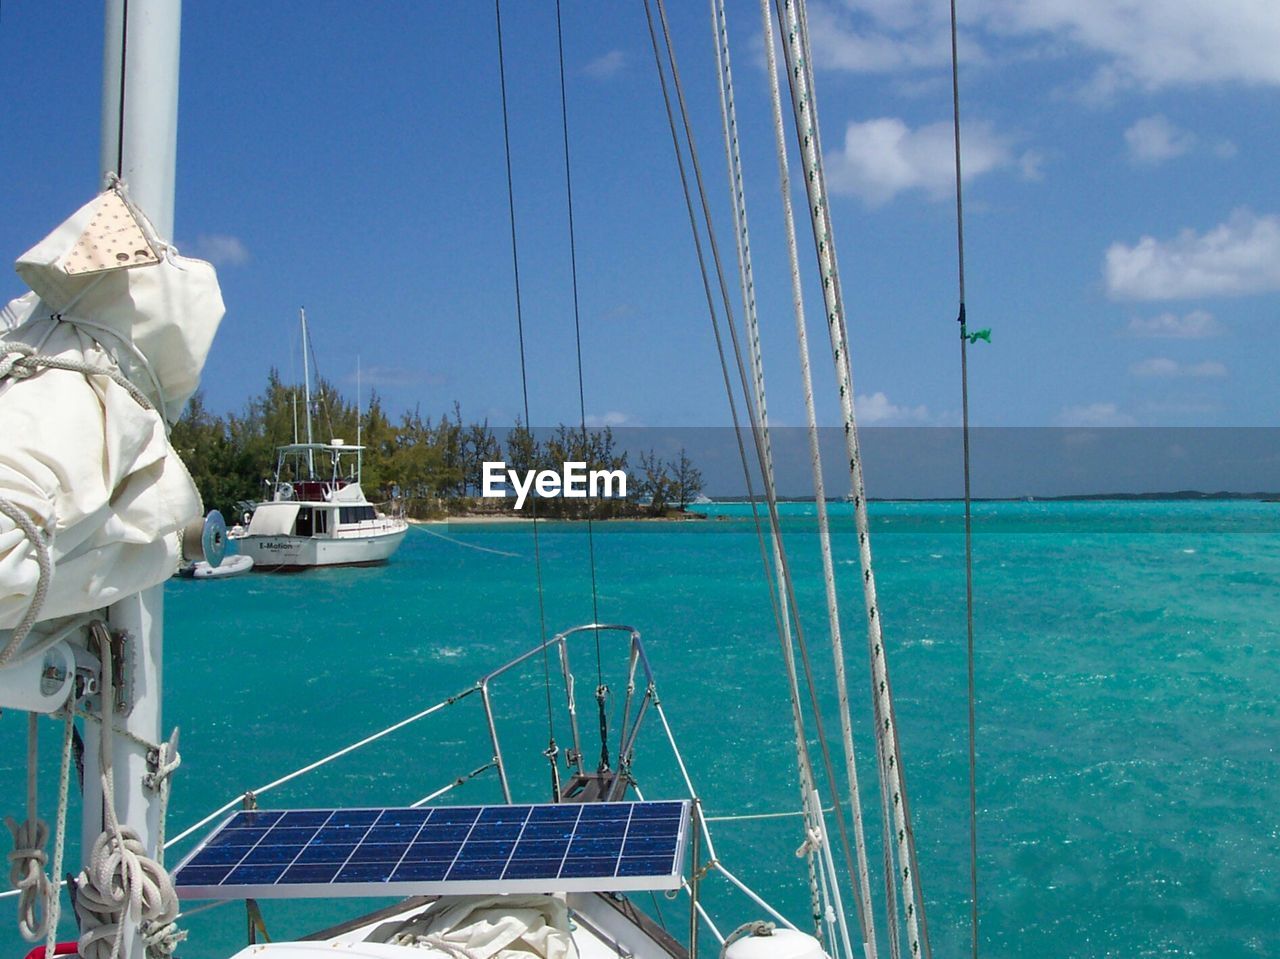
0, 187, 224, 631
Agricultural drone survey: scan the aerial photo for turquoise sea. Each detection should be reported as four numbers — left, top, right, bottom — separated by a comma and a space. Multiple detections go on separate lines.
3, 501, 1278, 958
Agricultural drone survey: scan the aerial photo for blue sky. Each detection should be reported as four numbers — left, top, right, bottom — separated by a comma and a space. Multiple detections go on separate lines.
2, 1, 1277, 429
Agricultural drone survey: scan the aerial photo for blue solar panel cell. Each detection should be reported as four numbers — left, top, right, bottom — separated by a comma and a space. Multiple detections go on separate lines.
174, 800, 689, 900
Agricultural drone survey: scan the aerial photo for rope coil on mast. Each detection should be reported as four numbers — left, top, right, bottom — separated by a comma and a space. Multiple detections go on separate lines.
74, 622, 182, 959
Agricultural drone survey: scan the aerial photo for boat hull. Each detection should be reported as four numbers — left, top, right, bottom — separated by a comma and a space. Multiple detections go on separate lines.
234, 526, 407, 571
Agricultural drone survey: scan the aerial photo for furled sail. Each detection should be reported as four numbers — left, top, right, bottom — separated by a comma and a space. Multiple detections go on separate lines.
0, 185, 223, 638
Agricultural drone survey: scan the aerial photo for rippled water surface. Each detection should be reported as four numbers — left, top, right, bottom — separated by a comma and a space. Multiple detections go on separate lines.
3, 501, 1278, 958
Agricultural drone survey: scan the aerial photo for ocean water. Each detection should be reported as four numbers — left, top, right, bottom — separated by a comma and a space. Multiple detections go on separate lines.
2, 501, 1278, 958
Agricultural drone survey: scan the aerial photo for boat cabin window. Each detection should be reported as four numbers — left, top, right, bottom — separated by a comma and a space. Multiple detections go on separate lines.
295, 507, 313, 537
339, 505, 377, 524
314, 509, 329, 534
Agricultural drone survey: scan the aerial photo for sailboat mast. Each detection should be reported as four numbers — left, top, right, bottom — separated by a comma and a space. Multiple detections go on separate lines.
300, 307, 315, 475
93, 4, 181, 959
355, 357, 363, 482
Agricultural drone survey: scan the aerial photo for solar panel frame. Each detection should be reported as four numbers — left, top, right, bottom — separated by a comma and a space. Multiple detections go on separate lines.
173, 800, 690, 900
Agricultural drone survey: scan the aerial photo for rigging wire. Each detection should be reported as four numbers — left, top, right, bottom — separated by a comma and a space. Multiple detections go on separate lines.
710, 0, 825, 940
115, 0, 129, 178
552, 0, 610, 777
494, 0, 558, 791
711, 2, 871, 952
752, 1, 881, 952
948, 0, 981, 954
643, 8, 871, 957
770, 1, 932, 955
304, 328, 336, 459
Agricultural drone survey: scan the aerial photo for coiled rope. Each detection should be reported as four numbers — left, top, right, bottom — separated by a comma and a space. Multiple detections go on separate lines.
6, 718, 50, 942
0, 495, 53, 669
74, 624, 181, 959
5, 693, 78, 958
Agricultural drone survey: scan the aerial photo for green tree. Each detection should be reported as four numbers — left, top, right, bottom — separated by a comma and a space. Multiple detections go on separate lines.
636, 450, 672, 516
669, 448, 704, 510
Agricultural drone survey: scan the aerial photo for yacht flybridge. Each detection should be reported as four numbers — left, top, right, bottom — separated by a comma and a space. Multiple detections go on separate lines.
233, 440, 408, 571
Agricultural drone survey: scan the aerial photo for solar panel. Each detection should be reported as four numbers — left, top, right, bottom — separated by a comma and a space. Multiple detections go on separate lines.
173, 800, 690, 899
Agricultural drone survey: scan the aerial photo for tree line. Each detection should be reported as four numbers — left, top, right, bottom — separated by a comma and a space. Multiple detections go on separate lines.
171, 370, 704, 520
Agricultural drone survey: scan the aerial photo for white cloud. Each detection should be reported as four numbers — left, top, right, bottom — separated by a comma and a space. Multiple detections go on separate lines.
1124, 115, 1195, 164
1125, 310, 1223, 338
1018, 149, 1046, 181
855, 391, 931, 424
346, 366, 445, 389
1129, 357, 1227, 378
1187, 360, 1228, 377
808, 1, 1280, 91
825, 117, 1011, 205
1055, 402, 1137, 426
585, 411, 632, 427
980, 0, 1280, 91
803, 1, 956, 74
188, 233, 249, 266
584, 50, 627, 79
1105, 209, 1280, 300
1130, 357, 1180, 377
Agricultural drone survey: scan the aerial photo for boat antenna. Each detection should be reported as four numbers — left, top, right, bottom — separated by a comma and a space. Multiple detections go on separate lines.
495, 0, 560, 801
948, 0, 981, 955
300, 307, 315, 476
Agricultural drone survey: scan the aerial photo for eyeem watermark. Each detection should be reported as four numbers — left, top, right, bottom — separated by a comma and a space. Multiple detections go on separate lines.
482, 461, 627, 510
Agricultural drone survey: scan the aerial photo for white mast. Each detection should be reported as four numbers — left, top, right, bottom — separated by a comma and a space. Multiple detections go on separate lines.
300, 307, 315, 475
357, 357, 362, 449
91, 4, 182, 959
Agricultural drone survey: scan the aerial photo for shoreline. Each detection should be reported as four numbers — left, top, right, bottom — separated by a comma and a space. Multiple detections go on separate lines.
408, 512, 709, 526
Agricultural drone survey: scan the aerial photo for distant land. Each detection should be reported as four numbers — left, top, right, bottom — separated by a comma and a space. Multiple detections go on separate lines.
704, 491, 1280, 503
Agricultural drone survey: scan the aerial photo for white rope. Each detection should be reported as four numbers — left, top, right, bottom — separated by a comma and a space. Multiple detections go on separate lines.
704, 806, 832, 823
74, 627, 180, 959
419, 525, 521, 558
44, 708, 75, 959
708, 1, 834, 947
0, 496, 54, 669
5, 716, 50, 942
773, 1, 929, 954
0, 342, 155, 412
759, 0, 881, 952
